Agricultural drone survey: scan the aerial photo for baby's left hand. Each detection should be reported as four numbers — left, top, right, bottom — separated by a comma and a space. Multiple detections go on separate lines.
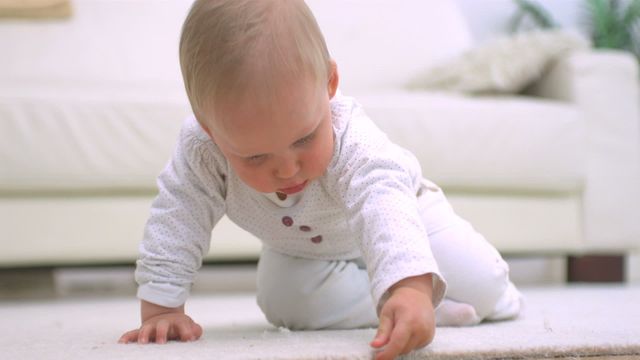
370, 274, 435, 360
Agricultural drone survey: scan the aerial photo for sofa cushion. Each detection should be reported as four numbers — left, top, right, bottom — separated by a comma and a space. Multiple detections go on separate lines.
307, 0, 473, 94
1, 90, 585, 194
408, 30, 589, 94
357, 91, 586, 193
0, 0, 471, 96
0, 0, 582, 194
0, 0, 191, 192
0, 0, 189, 93
0, 90, 188, 192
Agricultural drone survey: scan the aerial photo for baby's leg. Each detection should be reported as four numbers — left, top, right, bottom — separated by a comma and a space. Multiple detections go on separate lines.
428, 220, 523, 323
256, 247, 378, 330
417, 182, 523, 324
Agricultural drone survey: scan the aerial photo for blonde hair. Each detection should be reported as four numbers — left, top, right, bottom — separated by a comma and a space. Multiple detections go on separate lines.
179, 0, 331, 121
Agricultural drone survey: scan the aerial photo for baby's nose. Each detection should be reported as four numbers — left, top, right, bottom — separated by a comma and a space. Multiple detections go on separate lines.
276, 158, 300, 179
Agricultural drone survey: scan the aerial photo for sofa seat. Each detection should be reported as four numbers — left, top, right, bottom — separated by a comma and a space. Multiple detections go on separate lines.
359, 91, 586, 193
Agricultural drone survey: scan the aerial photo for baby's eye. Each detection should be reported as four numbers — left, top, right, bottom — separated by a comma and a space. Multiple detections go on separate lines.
245, 154, 266, 164
294, 133, 315, 147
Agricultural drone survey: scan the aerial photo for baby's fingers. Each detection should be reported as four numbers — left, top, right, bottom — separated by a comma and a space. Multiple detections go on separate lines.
138, 323, 155, 344
376, 322, 410, 360
371, 313, 393, 348
192, 322, 204, 339
176, 320, 200, 342
155, 320, 171, 344
118, 329, 140, 344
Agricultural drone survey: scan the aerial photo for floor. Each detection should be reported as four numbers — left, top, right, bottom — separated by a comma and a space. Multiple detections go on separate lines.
1, 285, 639, 360
1, 257, 640, 359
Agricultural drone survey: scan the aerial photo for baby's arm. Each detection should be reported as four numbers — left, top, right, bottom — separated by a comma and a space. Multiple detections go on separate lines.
120, 118, 227, 344
327, 100, 446, 357
370, 274, 435, 360
119, 300, 202, 344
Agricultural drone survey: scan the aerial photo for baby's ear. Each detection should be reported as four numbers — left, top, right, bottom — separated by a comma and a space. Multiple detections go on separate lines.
194, 111, 214, 138
328, 59, 339, 99
199, 122, 213, 138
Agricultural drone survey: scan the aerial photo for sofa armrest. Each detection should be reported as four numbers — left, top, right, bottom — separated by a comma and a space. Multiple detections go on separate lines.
529, 50, 640, 251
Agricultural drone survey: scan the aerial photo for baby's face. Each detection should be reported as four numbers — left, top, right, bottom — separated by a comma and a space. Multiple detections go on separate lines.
202, 71, 338, 195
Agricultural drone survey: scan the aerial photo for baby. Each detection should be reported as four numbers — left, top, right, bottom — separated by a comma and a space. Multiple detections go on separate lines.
119, 1, 523, 359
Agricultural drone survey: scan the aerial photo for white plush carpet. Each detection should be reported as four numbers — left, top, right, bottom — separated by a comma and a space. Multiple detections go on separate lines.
1, 285, 639, 359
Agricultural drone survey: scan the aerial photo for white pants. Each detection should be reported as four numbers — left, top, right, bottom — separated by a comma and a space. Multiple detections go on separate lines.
256, 183, 523, 330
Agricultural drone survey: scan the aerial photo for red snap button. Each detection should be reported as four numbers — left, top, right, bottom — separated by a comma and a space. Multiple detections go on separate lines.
299, 225, 312, 232
276, 192, 287, 201
282, 216, 293, 227
311, 235, 322, 243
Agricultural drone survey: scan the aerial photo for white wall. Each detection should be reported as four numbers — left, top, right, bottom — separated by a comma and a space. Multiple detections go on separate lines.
454, 0, 584, 43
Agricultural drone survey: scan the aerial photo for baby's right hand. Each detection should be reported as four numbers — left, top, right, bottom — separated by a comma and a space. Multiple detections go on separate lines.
118, 301, 203, 344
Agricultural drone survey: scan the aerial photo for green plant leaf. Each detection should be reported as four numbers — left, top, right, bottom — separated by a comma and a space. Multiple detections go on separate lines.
586, 0, 622, 48
510, 0, 558, 32
617, 0, 640, 56
622, 0, 640, 28
509, 11, 526, 33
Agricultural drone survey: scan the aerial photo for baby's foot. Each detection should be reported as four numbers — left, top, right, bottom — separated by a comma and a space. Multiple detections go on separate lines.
435, 299, 481, 327
485, 282, 524, 321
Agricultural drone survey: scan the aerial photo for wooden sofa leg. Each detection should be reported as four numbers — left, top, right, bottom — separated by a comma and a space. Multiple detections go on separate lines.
0, 267, 56, 299
567, 255, 625, 283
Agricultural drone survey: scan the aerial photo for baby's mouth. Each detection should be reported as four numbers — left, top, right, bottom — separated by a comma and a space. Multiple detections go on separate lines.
277, 180, 308, 195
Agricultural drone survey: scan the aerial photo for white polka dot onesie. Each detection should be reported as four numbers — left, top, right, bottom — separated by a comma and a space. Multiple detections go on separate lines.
135, 93, 448, 312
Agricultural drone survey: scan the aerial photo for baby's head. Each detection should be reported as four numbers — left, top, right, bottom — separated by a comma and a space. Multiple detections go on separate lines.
179, 0, 339, 195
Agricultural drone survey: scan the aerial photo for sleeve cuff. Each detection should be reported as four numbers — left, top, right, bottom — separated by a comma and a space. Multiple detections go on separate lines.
137, 281, 190, 308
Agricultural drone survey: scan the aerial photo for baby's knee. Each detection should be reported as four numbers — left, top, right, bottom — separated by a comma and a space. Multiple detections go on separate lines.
256, 251, 376, 330
465, 274, 523, 322
256, 279, 323, 330
448, 256, 512, 319
487, 257, 511, 293
476, 258, 512, 317
256, 252, 322, 329
257, 280, 377, 330
485, 281, 524, 321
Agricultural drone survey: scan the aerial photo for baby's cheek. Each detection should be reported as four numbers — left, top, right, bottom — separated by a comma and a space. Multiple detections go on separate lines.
235, 166, 274, 193
306, 155, 329, 179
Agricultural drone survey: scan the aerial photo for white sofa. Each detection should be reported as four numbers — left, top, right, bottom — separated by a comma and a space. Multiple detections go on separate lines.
1, 0, 639, 268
